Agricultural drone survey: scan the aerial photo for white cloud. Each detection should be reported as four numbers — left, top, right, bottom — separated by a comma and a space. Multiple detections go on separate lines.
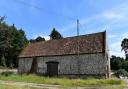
108, 34, 118, 38
110, 42, 121, 52
110, 42, 120, 47
102, 11, 124, 20
109, 50, 125, 57
109, 42, 125, 57
122, 33, 128, 39
43, 36, 50, 40
33, 34, 50, 40
28, 0, 40, 15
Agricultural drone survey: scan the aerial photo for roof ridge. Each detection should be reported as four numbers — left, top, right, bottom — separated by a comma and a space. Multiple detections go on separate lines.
30, 31, 105, 45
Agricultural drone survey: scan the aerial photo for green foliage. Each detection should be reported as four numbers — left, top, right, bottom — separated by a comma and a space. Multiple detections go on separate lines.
30, 36, 45, 43
110, 55, 128, 73
0, 74, 124, 87
121, 38, 128, 60
110, 55, 124, 70
0, 16, 28, 68
0, 71, 14, 76
115, 69, 128, 77
35, 36, 45, 42
49, 28, 63, 40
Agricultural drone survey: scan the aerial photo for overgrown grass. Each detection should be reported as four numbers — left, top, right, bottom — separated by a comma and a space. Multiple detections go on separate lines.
0, 74, 125, 87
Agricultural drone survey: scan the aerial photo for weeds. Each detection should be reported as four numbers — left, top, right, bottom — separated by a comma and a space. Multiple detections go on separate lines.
0, 74, 124, 87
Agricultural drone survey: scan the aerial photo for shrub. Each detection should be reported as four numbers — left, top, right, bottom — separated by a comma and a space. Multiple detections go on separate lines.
1, 71, 14, 76
115, 69, 128, 77
0, 66, 7, 69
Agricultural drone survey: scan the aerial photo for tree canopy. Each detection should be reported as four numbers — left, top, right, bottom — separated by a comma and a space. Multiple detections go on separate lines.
110, 55, 128, 72
29, 36, 45, 43
121, 38, 128, 60
49, 28, 63, 40
0, 17, 28, 67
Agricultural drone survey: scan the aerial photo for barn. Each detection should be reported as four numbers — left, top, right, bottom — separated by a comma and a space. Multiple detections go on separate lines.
18, 31, 110, 78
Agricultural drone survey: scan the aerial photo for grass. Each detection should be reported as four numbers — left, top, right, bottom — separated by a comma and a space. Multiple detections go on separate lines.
0, 74, 125, 87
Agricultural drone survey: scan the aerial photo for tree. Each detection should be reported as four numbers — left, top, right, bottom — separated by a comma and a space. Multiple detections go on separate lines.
0, 16, 28, 67
29, 36, 45, 43
49, 28, 63, 40
0, 18, 12, 67
110, 55, 124, 70
121, 38, 128, 60
35, 36, 45, 42
0, 16, 5, 23
110, 55, 128, 72
0, 29, 11, 67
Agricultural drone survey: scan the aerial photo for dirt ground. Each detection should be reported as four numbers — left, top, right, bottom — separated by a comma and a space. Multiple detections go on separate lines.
0, 69, 17, 74
0, 80, 128, 89
0, 80, 60, 89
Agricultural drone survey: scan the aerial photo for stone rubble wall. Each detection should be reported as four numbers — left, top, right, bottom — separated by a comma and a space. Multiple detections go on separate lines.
18, 58, 33, 73
18, 53, 107, 76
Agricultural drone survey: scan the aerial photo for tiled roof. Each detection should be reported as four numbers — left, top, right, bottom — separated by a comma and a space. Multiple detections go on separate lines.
19, 31, 106, 58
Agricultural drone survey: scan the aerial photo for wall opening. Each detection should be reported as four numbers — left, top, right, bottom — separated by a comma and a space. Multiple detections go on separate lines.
46, 61, 59, 76
30, 57, 37, 74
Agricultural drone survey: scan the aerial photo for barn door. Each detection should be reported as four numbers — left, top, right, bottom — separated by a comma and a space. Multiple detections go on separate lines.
30, 57, 37, 74
46, 62, 59, 76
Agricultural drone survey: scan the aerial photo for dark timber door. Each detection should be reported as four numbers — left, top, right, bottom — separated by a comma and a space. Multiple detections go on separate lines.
46, 62, 59, 76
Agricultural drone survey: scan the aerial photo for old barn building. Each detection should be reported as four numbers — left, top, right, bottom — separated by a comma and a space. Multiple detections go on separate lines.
18, 31, 110, 78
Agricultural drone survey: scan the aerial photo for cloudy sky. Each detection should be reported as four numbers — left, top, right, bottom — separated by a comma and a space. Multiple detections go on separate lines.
0, 0, 128, 57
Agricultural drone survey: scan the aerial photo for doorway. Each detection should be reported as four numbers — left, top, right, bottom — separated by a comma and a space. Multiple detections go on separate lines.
46, 61, 59, 76
30, 57, 37, 74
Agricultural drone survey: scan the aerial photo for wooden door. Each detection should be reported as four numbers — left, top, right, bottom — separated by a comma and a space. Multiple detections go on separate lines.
46, 62, 58, 76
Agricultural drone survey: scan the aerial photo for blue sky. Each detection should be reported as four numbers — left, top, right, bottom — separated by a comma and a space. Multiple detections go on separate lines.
0, 0, 128, 57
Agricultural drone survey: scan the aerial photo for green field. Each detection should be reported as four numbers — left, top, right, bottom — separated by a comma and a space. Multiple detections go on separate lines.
0, 74, 125, 87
